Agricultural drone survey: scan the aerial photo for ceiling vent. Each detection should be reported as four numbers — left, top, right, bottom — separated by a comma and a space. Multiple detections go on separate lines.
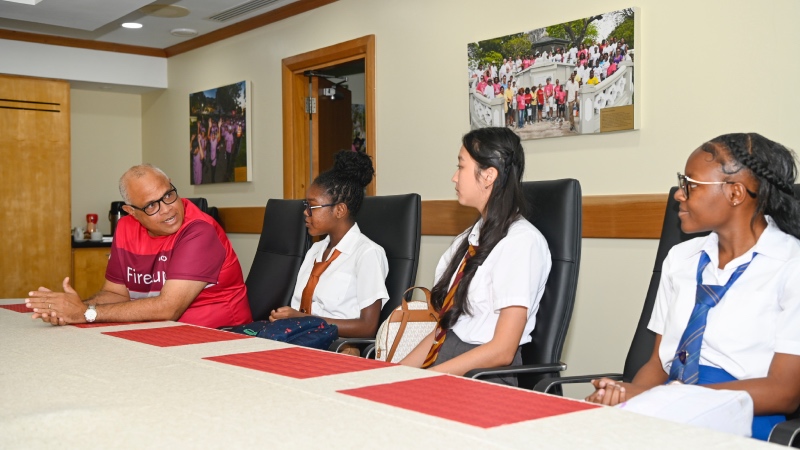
207, 0, 282, 22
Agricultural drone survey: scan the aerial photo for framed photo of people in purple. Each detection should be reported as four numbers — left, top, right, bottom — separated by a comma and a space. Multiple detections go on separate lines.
467, 8, 637, 141
189, 80, 251, 184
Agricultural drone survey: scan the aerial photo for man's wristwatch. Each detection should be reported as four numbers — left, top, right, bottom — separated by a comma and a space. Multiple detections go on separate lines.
84, 304, 97, 323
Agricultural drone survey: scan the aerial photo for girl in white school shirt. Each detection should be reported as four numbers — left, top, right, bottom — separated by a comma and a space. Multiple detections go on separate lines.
269, 150, 389, 340
400, 127, 551, 386
587, 133, 800, 441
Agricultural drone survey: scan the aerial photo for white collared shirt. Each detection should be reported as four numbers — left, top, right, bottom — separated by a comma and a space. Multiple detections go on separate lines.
649, 216, 800, 380
435, 217, 551, 345
291, 223, 389, 319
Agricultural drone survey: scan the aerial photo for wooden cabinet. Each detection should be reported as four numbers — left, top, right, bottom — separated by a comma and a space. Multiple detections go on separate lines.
71, 248, 110, 299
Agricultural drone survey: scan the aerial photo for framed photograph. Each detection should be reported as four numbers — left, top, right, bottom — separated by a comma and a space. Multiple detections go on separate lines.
468, 8, 636, 141
189, 80, 251, 184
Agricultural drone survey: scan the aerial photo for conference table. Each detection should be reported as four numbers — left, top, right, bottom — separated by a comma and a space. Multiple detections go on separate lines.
0, 299, 772, 449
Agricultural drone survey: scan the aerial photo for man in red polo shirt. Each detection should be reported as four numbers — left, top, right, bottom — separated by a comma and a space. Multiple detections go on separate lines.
26, 164, 252, 328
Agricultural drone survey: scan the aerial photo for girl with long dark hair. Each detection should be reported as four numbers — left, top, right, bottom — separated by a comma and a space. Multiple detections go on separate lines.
587, 133, 800, 441
400, 127, 551, 386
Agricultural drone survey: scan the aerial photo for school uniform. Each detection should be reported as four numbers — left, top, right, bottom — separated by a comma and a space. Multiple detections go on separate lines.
649, 216, 800, 439
290, 223, 389, 320
429, 217, 551, 385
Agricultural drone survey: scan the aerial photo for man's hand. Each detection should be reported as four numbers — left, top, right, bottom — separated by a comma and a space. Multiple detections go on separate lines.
25, 277, 86, 326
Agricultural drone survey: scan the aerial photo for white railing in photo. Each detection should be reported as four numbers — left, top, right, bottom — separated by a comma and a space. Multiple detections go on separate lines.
576, 60, 634, 134
469, 84, 505, 129
515, 61, 574, 92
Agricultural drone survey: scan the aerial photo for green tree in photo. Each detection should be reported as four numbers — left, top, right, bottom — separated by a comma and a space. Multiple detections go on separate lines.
546, 16, 602, 47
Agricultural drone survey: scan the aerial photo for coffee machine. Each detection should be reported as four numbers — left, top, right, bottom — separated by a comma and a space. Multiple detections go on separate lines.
109, 201, 128, 236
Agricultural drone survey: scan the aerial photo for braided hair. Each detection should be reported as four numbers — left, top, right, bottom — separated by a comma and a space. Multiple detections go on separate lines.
313, 150, 374, 221
701, 133, 800, 239
431, 127, 527, 329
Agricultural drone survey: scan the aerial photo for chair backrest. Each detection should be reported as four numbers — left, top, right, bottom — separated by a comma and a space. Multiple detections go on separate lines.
621, 184, 800, 381
518, 179, 582, 389
245, 199, 310, 321
187, 197, 223, 226
355, 194, 422, 323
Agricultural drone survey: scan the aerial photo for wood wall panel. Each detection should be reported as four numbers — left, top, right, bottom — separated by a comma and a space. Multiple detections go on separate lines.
217, 194, 669, 239
0, 74, 71, 297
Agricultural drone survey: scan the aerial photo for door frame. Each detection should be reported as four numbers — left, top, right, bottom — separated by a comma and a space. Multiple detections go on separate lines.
281, 35, 376, 199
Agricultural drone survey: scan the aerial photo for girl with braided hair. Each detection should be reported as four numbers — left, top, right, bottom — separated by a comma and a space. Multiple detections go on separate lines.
587, 133, 800, 440
269, 150, 389, 339
400, 127, 551, 386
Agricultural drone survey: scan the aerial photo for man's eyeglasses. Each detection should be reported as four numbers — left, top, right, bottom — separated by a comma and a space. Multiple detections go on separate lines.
128, 184, 179, 216
302, 200, 336, 216
677, 173, 757, 200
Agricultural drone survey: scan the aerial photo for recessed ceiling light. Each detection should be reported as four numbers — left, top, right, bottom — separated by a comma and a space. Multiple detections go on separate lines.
170, 28, 198, 37
121, 22, 143, 29
2, 0, 43, 4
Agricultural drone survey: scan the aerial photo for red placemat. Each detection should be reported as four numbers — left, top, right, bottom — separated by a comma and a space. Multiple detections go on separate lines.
103, 325, 251, 347
339, 375, 599, 428
73, 322, 148, 328
205, 347, 394, 378
0, 303, 30, 313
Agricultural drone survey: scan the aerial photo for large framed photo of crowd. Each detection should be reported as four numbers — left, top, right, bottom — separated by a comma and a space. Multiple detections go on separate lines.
189, 80, 252, 184
468, 8, 637, 141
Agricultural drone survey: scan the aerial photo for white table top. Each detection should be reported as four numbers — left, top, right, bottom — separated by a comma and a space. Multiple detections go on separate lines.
0, 299, 772, 449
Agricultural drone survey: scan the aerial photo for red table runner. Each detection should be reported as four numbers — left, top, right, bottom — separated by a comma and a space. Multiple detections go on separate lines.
0, 304, 30, 313
205, 347, 394, 378
103, 325, 250, 347
339, 375, 599, 428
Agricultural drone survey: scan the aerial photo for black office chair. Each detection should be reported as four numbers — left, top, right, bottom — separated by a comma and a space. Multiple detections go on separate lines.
245, 199, 310, 321
464, 178, 582, 391
329, 193, 422, 352
187, 197, 223, 226
533, 186, 800, 447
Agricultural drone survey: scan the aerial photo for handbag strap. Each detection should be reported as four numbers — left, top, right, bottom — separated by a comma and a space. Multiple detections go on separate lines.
386, 287, 437, 362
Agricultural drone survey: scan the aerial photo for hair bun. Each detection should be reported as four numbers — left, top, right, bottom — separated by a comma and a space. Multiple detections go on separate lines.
333, 150, 374, 188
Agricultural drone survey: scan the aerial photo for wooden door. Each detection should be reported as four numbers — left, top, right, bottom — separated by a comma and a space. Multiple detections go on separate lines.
313, 77, 353, 178
0, 75, 71, 297
71, 248, 110, 299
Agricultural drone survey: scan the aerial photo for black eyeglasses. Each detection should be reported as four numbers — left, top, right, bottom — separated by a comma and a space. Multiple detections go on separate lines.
302, 200, 336, 216
128, 184, 179, 216
677, 173, 757, 200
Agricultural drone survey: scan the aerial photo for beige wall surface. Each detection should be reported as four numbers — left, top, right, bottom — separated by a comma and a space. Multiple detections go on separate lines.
71, 89, 142, 234
130, 0, 800, 397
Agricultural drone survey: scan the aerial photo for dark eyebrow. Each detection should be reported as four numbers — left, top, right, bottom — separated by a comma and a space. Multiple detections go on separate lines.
142, 185, 174, 206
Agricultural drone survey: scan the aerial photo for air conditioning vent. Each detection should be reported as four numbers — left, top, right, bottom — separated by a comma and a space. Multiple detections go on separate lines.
207, 0, 282, 22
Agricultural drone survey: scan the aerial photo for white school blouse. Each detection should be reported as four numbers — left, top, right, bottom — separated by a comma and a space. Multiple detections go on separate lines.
291, 223, 389, 319
648, 216, 800, 380
435, 217, 551, 345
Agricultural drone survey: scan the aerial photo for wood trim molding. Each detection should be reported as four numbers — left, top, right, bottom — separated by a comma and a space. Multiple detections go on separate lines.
0, 0, 337, 58
218, 193, 670, 239
165, 0, 338, 57
0, 29, 166, 58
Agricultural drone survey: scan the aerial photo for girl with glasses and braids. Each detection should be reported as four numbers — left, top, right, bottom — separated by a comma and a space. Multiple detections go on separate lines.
587, 133, 800, 441
400, 127, 551, 386
269, 150, 389, 341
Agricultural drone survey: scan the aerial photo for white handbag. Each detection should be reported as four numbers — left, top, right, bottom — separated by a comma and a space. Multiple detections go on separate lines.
375, 287, 439, 363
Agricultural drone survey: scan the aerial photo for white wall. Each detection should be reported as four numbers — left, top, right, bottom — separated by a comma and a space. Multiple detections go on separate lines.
71, 89, 143, 234
63, 0, 800, 398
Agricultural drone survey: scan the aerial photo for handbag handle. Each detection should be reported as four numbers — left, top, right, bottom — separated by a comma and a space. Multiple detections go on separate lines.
386, 287, 438, 362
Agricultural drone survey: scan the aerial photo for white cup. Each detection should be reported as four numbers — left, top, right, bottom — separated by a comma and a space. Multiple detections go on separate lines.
73, 227, 86, 242
90, 231, 103, 241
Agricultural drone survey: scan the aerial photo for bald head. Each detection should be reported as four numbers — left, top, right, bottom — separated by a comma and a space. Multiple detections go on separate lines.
119, 164, 170, 204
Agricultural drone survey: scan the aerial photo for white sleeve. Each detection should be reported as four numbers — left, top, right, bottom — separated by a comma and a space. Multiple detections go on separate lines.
355, 245, 390, 310
491, 231, 551, 313
647, 251, 674, 335
775, 258, 800, 356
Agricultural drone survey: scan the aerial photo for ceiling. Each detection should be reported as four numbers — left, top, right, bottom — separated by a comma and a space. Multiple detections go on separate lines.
0, 0, 302, 49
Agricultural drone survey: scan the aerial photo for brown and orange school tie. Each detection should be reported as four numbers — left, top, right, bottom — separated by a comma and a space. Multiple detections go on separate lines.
421, 245, 478, 368
299, 249, 341, 314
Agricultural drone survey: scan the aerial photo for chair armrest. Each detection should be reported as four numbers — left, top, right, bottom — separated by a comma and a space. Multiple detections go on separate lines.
464, 362, 567, 380
768, 417, 800, 446
533, 373, 623, 394
363, 343, 376, 359
328, 338, 376, 353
